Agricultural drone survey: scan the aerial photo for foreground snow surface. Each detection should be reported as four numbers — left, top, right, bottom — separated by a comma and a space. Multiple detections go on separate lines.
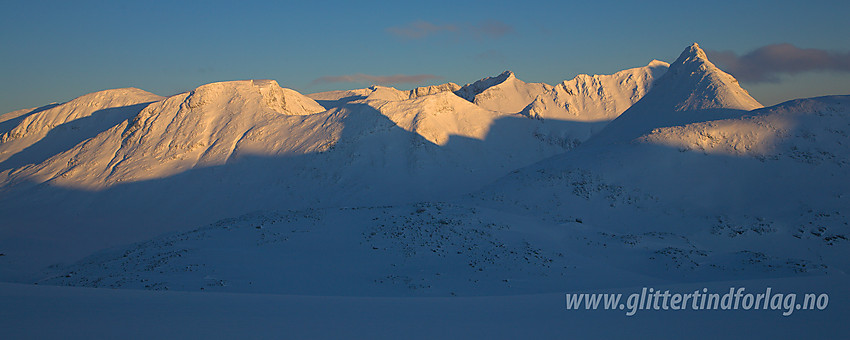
2, 275, 847, 339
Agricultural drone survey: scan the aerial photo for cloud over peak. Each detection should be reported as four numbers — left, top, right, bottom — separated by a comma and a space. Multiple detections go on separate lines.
707, 43, 850, 83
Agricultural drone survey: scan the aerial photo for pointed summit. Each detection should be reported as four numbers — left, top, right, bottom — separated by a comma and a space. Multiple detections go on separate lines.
657, 43, 762, 112
586, 43, 763, 145
680, 43, 709, 62
455, 70, 552, 113
454, 71, 515, 102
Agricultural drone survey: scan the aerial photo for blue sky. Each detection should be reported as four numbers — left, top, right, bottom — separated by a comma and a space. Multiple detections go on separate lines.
2, 0, 849, 114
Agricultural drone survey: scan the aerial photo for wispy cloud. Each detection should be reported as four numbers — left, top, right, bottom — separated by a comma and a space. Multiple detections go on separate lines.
311, 73, 441, 85
707, 43, 850, 83
386, 20, 513, 40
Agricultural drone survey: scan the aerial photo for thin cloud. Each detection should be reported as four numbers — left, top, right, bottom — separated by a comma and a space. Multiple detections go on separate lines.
387, 20, 513, 40
312, 73, 441, 85
707, 43, 850, 83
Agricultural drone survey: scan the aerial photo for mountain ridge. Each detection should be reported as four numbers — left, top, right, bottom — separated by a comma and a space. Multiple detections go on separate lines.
520, 60, 669, 122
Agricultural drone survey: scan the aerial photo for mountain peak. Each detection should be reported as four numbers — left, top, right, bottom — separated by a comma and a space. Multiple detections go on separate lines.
653, 42, 762, 112
182, 79, 325, 116
408, 82, 461, 99
250, 79, 280, 88
585, 43, 763, 145
454, 71, 515, 103
459, 71, 515, 91
673, 42, 711, 69
453, 70, 551, 113
647, 59, 669, 68
687, 42, 704, 55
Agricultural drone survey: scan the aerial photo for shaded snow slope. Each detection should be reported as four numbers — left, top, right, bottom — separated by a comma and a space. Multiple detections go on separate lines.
37, 204, 647, 295
470, 95, 849, 285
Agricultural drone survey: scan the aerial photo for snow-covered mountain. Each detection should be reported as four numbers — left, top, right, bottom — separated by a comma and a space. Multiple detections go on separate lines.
521, 60, 669, 121
0, 72, 594, 278
454, 71, 553, 114
460, 45, 849, 288
0, 88, 163, 170
475, 45, 844, 220
1, 80, 330, 189
0, 43, 847, 311
471, 93, 849, 274
639, 43, 762, 112
39, 87, 849, 295
589, 43, 763, 145
516, 59, 669, 140
0, 78, 591, 198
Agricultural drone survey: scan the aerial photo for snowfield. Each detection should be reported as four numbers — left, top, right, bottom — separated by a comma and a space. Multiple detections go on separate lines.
1, 43, 848, 338
3, 276, 848, 339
